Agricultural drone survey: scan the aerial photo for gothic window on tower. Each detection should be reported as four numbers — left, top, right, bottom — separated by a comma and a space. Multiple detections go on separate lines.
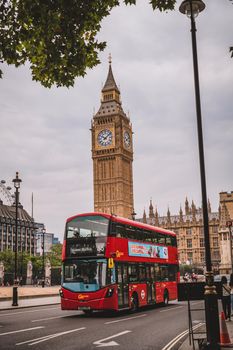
186, 228, 192, 235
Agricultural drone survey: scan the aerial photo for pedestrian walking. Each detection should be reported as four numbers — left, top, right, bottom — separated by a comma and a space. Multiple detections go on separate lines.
191, 272, 197, 282
230, 273, 233, 316
221, 275, 231, 321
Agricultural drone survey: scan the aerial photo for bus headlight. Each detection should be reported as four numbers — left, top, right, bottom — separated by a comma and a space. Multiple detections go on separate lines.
105, 288, 114, 298
59, 289, 64, 298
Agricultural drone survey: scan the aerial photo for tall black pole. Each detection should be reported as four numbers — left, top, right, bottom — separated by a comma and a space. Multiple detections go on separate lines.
188, 2, 220, 348
42, 229, 45, 288
14, 188, 19, 284
12, 172, 21, 307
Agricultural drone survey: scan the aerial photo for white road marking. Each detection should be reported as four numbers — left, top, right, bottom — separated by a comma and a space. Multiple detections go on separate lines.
0, 307, 59, 317
32, 313, 81, 322
160, 306, 183, 313
0, 326, 44, 336
16, 334, 59, 346
161, 323, 205, 350
93, 330, 132, 347
105, 314, 147, 324
16, 327, 86, 346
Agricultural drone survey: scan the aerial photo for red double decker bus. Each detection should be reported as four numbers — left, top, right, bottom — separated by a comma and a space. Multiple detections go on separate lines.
60, 212, 179, 314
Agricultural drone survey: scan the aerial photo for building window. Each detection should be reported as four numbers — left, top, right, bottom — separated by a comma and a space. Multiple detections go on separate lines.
212, 251, 220, 260
187, 239, 192, 248
200, 252, 205, 262
212, 226, 218, 234
213, 237, 218, 247
200, 238, 205, 247
186, 228, 192, 235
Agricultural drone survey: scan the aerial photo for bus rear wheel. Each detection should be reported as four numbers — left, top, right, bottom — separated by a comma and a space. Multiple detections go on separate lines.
130, 293, 139, 313
163, 290, 169, 306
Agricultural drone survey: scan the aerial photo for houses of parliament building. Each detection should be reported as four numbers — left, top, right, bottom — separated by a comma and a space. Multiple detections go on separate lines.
91, 58, 233, 274
139, 194, 233, 274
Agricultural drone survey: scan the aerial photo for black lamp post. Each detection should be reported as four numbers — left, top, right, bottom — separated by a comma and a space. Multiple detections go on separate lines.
41, 228, 45, 288
131, 209, 137, 221
12, 171, 22, 306
179, 1, 220, 348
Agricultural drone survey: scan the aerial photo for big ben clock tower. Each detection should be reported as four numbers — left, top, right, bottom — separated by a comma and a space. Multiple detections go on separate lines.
91, 57, 134, 218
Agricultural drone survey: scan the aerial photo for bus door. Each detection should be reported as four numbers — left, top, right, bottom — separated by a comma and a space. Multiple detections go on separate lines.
146, 264, 155, 303
116, 263, 129, 309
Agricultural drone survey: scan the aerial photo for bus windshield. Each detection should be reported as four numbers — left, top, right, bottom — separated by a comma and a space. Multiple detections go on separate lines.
66, 215, 109, 239
63, 259, 113, 291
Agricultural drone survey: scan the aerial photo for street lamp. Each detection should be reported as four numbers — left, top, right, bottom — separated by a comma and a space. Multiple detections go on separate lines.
12, 171, 22, 306
131, 209, 137, 221
179, 1, 220, 349
41, 228, 46, 288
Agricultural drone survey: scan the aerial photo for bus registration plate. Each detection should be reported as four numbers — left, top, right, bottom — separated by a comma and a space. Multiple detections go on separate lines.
78, 306, 91, 311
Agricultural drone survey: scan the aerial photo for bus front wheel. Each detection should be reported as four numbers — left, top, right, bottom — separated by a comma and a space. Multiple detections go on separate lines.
130, 293, 139, 313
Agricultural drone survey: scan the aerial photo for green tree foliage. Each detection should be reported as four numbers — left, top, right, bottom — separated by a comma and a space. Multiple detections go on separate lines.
0, 250, 15, 272
47, 243, 62, 267
0, 249, 40, 275
0, 0, 176, 88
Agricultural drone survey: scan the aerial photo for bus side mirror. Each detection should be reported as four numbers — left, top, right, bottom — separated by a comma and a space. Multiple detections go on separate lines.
108, 258, 114, 269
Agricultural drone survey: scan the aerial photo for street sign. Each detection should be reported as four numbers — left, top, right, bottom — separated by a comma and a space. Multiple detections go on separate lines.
178, 282, 222, 301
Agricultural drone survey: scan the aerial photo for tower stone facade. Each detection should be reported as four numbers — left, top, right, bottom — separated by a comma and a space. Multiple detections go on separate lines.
91, 60, 134, 218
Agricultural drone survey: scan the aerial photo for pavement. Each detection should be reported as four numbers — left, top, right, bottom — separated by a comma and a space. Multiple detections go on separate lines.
178, 316, 233, 349
0, 285, 60, 310
1, 287, 233, 349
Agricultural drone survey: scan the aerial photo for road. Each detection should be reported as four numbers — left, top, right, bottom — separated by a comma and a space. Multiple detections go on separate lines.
0, 301, 205, 350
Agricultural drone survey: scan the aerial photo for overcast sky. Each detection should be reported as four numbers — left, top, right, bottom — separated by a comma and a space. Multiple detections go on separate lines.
0, 0, 232, 241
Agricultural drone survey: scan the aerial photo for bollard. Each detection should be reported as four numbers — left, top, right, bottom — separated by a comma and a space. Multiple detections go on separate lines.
12, 286, 18, 306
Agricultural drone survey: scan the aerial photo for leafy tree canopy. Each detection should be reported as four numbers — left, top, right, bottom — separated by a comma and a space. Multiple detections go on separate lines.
47, 243, 62, 267
0, 0, 176, 88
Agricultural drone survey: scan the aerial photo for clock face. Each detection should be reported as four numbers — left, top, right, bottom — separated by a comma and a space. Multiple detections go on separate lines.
97, 129, 113, 147
124, 131, 131, 148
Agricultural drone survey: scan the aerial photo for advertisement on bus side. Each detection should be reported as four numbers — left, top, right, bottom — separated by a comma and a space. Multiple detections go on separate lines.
128, 241, 168, 259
